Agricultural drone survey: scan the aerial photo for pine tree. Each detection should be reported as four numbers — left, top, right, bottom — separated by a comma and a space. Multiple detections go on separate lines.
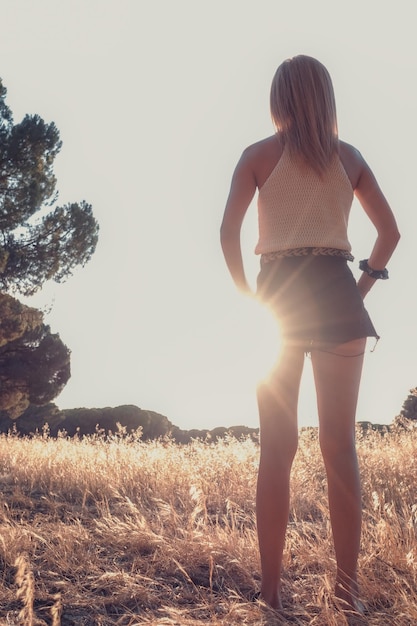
0, 78, 98, 418
0, 78, 99, 296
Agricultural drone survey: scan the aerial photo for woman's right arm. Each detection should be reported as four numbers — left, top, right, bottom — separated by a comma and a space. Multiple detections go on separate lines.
354, 156, 401, 298
220, 147, 257, 295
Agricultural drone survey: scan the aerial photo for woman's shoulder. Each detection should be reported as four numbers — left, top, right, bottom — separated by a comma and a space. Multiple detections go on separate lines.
242, 135, 283, 160
339, 140, 364, 161
338, 140, 366, 189
240, 135, 284, 188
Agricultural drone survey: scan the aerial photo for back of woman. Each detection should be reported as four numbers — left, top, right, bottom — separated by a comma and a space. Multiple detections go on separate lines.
220, 55, 400, 614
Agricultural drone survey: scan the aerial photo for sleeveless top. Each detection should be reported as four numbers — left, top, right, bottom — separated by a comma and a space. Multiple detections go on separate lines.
255, 146, 354, 255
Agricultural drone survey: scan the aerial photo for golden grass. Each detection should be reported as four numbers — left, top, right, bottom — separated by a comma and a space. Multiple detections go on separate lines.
0, 426, 416, 625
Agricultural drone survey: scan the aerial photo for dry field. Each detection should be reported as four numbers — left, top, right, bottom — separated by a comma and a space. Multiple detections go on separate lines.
0, 425, 416, 625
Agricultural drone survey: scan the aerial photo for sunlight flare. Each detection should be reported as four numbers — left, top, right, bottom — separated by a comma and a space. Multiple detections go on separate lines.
240, 297, 282, 386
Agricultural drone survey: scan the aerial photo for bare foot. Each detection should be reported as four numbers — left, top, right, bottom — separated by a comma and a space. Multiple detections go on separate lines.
335, 581, 365, 615
258, 585, 283, 610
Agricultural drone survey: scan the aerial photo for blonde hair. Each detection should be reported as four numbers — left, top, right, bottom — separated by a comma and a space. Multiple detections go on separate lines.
270, 55, 339, 175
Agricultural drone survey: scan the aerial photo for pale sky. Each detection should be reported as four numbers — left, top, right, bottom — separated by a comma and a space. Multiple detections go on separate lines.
1, 0, 415, 431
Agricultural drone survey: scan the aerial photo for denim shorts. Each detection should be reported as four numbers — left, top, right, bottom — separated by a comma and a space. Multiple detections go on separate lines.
256, 255, 379, 349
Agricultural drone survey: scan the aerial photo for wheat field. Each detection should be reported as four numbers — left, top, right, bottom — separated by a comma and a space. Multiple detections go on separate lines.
0, 425, 416, 626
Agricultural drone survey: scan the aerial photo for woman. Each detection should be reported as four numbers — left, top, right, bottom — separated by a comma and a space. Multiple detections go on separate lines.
220, 55, 400, 612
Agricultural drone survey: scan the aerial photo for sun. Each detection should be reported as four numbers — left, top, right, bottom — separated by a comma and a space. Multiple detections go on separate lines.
239, 296, 282, 386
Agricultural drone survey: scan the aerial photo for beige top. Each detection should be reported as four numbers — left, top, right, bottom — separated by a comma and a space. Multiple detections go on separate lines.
255, 147, 354, 255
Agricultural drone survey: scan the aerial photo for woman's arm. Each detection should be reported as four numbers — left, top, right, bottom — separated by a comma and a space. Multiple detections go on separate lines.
354, 157, 401, 298
220, 148, 257, 294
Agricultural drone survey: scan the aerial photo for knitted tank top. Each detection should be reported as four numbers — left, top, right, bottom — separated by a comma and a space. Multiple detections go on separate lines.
255, 147, 354, 255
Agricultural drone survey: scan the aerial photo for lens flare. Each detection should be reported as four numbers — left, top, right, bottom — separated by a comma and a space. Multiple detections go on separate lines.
240, 297, 282, 386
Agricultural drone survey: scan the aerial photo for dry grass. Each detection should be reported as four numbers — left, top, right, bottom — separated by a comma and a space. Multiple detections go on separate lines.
0, 425, 416, 625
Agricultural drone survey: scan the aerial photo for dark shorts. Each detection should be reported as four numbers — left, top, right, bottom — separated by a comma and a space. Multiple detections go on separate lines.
256, 255, 379, 349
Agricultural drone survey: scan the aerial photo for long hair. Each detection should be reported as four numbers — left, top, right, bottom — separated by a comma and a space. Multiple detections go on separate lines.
270, 55, 339, 175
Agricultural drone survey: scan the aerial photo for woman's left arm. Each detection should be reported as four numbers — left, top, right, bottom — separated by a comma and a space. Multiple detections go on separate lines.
354, 158, 401, 298
220, 148, 257, 294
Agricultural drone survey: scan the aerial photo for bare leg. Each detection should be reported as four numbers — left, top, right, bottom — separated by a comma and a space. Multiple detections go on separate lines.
311, 338, 366, 612
256, 344, 304, 609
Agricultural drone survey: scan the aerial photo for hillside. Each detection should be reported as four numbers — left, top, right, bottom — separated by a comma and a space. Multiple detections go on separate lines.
0, 403, 259, 443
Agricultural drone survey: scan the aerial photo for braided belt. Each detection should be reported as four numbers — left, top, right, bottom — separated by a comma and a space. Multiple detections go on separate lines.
260, 247, 354, 265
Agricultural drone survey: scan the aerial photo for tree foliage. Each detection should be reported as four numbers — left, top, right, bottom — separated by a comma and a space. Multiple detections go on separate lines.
400, 388, 417, 423
0, 78, 97, 418
0, 78, 99, 296
0, 293, 70, 418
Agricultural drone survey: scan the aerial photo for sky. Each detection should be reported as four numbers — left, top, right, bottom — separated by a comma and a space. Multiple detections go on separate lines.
0, 0, 415, 431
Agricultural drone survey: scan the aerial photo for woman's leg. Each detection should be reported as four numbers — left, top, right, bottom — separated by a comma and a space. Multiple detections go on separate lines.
256, 344, 305, 609
311, 338, 366, 611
